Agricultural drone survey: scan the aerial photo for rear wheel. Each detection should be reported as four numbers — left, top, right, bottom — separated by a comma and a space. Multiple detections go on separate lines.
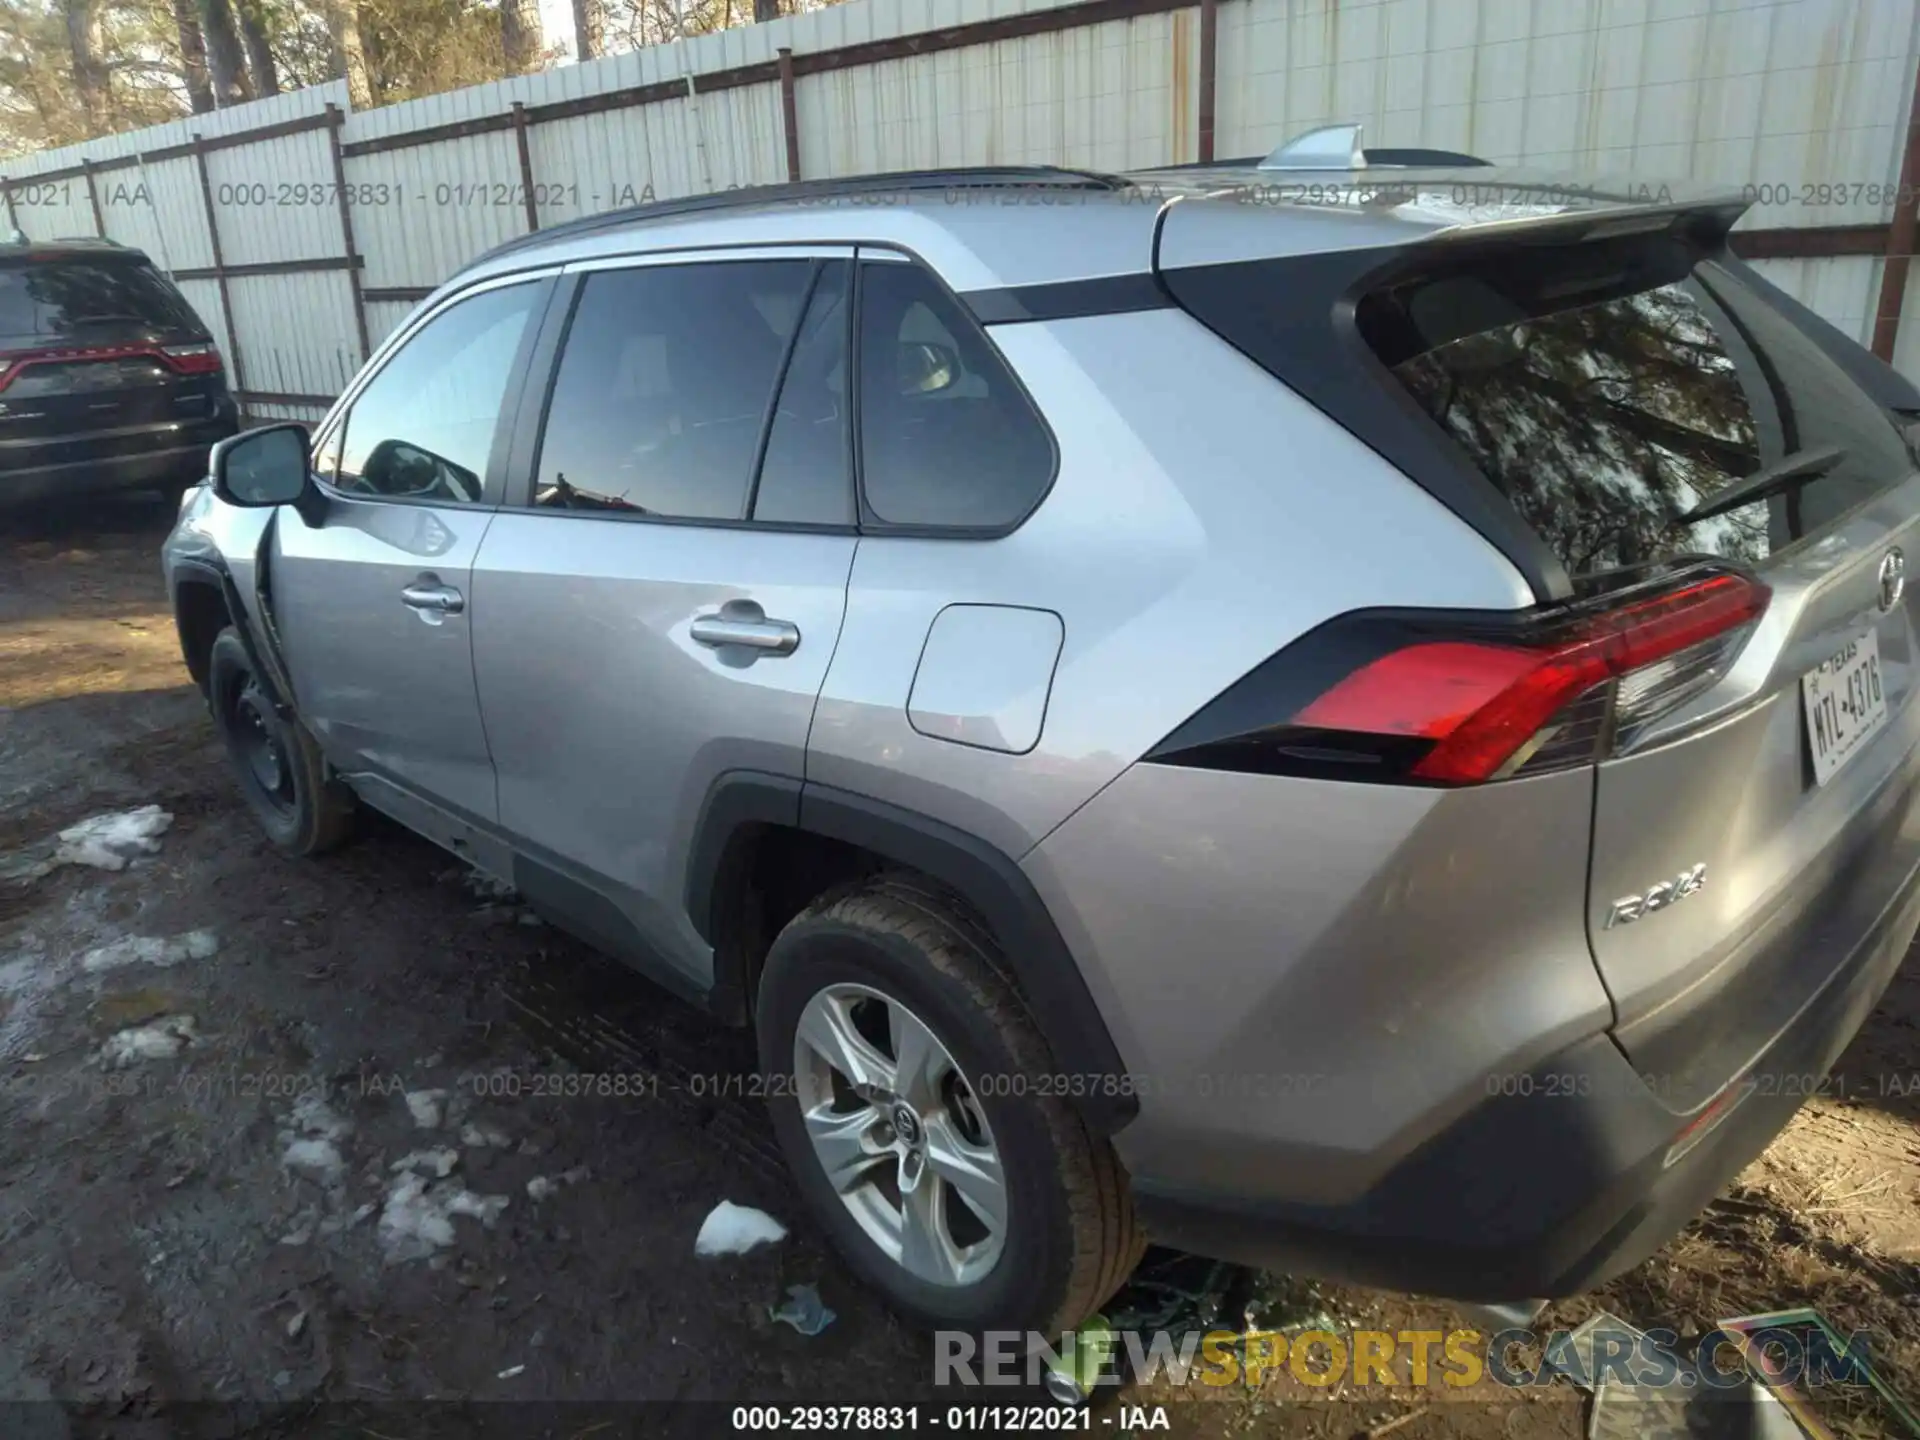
207, 627, 354, 855
757, 875, 1144, 1334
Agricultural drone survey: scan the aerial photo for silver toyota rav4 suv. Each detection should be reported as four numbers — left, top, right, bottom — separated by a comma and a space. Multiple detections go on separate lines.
165, 126, 1920, 1337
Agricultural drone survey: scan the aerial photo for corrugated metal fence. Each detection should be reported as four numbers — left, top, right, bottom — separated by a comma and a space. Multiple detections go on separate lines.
4, 0, 1919, 424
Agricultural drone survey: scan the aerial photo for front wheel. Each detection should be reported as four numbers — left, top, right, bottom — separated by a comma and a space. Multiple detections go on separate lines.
207, 627, 354, 855
756, 875, 1143, 1334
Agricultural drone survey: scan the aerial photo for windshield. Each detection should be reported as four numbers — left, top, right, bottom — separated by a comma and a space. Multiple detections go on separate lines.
1364, 247, 1914, 578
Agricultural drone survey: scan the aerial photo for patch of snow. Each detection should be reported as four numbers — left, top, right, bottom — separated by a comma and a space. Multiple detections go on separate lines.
461, 870, 518, 902
377, 1171, 510, 1263
289, 1090, 352, 1143
0, 945, 52, 1061
53, 806, 173, 871
525, 1164, 590, 1203
282, 1138, 346, 1186
317, 1199, 378, 1237
694, 1200, 786, 1256
444, 1188, 509, 1224
81, 929, 219, 974
405, 1089, 448, 1128
100, 1014, 196, 1065
0, 888, 109, 1061
390, 1148, 459, 1179
460, 1122, 511, 1148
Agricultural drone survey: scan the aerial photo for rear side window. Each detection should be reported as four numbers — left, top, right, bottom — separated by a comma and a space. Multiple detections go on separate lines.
0, 258, 204, 344
1363, 246, 1913, 577
535, 259, 820, 519
856, 260, 1054, 530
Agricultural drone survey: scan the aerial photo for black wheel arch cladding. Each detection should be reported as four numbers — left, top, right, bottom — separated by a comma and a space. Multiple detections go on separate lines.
687, 773, 1139, 1136
172, 556, 292, 715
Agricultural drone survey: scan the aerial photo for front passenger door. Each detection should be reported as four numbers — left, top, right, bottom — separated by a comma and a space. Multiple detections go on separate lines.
273, 276, 550, 826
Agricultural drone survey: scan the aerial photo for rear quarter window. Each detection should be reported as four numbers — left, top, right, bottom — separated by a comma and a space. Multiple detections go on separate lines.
855, 259, 1055, 531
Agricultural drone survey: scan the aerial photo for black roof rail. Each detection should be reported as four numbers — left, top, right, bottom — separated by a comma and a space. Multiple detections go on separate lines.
474, 165, 1130, 267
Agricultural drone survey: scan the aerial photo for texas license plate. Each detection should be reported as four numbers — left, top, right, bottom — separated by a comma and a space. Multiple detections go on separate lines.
1802, 629, 1888, 786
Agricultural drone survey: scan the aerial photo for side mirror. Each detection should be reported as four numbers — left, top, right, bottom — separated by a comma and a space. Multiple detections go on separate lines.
898, 340, 959, 396
212, 423, 313, 509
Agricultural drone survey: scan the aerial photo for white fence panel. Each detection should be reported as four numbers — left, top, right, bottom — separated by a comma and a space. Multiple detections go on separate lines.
227, 270, 361, 409
794, 9, 1201, 176
345, 132, 530, 290
1216, 0, 1918, 227
95, 156, 212, 271
4, 175, 96, 241
203, 128, 343, 268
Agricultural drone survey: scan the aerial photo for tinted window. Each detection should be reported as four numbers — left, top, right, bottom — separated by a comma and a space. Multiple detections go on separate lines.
1367, 251, 1913, 577
752, 262, 852, 526
0, 258, 204, 344
335, 283, 538, 505
856, 260, 1054, 529
535, 260, 815, 518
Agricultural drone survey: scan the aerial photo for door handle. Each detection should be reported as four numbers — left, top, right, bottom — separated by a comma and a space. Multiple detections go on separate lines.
401, 581, 465, 615
691, 611, 800, 655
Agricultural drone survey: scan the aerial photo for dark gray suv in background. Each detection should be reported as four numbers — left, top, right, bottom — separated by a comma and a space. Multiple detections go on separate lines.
164, 127, 1920, 1337
0, 238, 237, 507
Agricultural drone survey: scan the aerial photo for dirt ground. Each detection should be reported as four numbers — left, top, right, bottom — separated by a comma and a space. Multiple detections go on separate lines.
2, 496, 1917, 1440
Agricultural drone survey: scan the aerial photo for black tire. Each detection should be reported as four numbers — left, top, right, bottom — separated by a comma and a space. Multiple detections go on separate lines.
756, 873, 1144, 1335
207, 627, 354, 855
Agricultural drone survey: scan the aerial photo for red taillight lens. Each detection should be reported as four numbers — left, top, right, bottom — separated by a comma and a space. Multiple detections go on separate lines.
161, 343, 223, 374
1308, 573, 1769, 784
0, 340, 223, 390
1148, 567, 1771, 786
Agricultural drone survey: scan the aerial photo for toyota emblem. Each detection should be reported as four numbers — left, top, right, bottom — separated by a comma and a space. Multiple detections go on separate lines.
1880, 549, 1906, 613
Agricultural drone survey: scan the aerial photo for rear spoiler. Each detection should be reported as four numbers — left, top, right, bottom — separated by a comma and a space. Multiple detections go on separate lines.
1416, 195, 1753, 251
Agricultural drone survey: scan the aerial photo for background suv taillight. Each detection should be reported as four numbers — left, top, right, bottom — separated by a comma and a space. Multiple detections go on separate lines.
1147, 567, 1770, 786
161, 343, 223, 375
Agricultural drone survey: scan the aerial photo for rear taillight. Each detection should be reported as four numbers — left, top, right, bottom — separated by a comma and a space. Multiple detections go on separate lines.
0, 340, 223, 390
161, 343, 222, 375
1148, 567, 1770, 786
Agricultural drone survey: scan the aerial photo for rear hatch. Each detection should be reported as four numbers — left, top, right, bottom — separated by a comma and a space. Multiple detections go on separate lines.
0, 251, 228, 464
1157, 185, 1920, 1109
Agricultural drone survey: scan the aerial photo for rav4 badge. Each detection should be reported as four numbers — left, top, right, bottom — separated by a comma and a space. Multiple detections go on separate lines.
1605, 863, 1707, 929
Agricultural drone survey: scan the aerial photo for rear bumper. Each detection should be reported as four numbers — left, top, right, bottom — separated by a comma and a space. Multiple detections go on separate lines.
0, 430, 232, 505
1133, 846, 1920, 1300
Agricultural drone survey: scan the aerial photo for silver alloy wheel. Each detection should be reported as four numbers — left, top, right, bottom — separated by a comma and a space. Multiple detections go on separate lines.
792, 982, 1008, 1287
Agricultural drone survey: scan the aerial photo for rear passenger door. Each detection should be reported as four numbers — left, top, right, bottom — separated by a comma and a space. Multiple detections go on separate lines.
470, 249, 857, 994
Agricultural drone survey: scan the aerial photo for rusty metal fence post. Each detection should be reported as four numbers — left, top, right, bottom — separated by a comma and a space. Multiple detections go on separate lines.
191, 135, 248, 398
